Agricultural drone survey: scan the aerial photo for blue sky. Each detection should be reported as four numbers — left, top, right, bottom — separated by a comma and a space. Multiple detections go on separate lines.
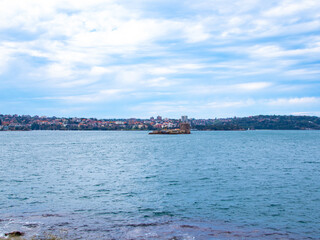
1, 0, 320, 118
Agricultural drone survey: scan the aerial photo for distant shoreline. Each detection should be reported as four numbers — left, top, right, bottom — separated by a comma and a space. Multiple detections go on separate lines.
1, 114, 320, 131
1, 129, 319, 132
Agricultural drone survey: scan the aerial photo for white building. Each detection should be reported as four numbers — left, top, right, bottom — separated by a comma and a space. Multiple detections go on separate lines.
181, 116, 188, 122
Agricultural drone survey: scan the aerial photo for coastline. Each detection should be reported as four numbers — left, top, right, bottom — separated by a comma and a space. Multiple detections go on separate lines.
1, 114, 320, 131
1, 129, 319, 132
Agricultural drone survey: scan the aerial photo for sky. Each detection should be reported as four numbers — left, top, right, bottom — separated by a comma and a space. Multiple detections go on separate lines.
0, 0, 320, 119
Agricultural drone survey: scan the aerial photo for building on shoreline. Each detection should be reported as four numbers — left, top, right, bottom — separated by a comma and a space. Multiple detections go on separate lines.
181, 115, 188, 123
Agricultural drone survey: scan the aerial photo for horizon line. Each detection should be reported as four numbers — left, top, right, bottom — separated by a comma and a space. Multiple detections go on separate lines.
1, 113, 319, 120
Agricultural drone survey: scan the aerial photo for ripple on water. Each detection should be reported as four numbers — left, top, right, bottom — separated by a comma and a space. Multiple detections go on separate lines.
0, 131, 319, 239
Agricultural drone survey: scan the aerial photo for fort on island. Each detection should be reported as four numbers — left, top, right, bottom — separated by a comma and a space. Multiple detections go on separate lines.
149, 122, 191, 134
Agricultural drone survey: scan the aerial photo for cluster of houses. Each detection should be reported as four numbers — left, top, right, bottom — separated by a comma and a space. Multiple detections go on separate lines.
0, 114, 207, 131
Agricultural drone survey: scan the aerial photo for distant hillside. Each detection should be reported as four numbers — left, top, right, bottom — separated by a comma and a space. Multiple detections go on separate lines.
194, 115, 320, 130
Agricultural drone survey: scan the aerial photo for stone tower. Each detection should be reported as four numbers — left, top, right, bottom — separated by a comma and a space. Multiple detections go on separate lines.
180, 123, 191, 134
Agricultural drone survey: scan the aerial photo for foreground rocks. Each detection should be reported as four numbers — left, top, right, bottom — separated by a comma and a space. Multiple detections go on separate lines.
5, 231, 24, 237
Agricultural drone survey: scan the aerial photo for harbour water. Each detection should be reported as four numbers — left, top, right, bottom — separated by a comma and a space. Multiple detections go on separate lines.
0, 131, 319, 239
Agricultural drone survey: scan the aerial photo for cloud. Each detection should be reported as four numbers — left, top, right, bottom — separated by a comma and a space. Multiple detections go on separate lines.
291, 111, 320, 116
144, 77, 176, 87
130, 101, 191, 117
39, 88, 132, 103
186, 82, 273, 96
0, 46, 13, 74
206, 99, 256, 108
248, 44, 320, 59
284, 68, 320, 77
263, 0, 319, 17
267, 97, 320, 106
1, 0, 320, 117
235, 82, 272, 91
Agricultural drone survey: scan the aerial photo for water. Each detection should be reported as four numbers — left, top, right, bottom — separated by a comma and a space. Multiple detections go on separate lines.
0, 130, 319, 239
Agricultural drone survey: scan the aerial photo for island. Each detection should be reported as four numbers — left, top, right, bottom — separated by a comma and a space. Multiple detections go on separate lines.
149, 123, 191, 134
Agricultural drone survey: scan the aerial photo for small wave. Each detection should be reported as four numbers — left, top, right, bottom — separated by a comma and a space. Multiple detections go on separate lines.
263, 232, 289, 236
180, 225, 199, 229
199, 177, 210, 180
7, 197, 28, 201
94, 183, 105, 187
145, 175, 157, 179
97, 189, 110, 193
268, 203, 282, 207
138, 208, 155, 213
11, 180, 24, 183
153, 211, 174, 217
127, 222, 163, 227
23, 223, 39, 228
41, 214, 62, 217
54, 222, 70, 227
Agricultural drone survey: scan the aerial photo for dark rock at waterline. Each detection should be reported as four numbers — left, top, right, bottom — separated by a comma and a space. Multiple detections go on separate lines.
5, 231, 24, 237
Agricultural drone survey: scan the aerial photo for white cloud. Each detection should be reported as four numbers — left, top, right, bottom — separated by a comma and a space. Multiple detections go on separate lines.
0, 46, 13, 74
263, 0, 319, 17
148, 67, 177, 75
267, 97, 320, 106
90, 66, 114, 75
206, 99, 255, 108
291, 111, 320, 116
144, 77, 176, 87
131, 101, 191, 116
147, 63, 206, 75
185, 81, 273, 96
248, 44, 320, 59
182, 23, 211, 43
285, 68, 320, 77
40, 88, 132, 103
235, 82, 272, 91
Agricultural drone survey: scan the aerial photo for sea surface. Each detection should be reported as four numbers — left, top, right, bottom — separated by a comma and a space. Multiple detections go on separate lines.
0, 130, 319, 239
